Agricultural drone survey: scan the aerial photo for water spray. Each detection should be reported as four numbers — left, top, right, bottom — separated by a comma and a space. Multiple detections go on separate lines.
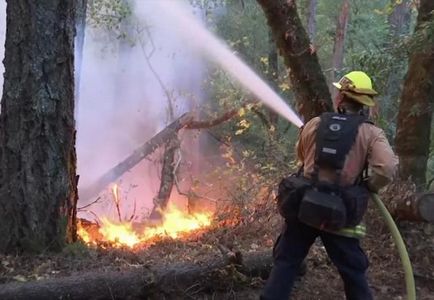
148, 1, 303, 128
146, 3, 415, 299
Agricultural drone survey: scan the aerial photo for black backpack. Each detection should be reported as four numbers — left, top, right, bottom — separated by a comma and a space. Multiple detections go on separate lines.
278, 112, 371, 230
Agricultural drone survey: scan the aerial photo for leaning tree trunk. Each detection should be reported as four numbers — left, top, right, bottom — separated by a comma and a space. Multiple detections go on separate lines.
0, 1, 77, 253
394, 0, 434, 190
256, 0, 332, 122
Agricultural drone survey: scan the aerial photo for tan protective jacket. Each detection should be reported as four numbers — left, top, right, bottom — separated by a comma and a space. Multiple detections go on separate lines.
296, 116, 398, 191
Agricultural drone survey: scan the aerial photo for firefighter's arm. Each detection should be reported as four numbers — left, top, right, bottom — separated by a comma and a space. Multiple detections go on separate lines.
366, 129, 398, 192
295, 130, 303, 162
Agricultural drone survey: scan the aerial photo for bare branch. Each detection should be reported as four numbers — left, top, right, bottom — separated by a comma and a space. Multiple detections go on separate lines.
111, 185, 122, 222
138, 26, 175, 122
128, 198, 137, 222
77, 196, 102, 210
79, 210, 101, 225
186, 101, 257, 129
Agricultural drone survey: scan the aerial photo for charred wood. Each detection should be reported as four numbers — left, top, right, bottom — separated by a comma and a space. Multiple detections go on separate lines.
149, 137, 180, 219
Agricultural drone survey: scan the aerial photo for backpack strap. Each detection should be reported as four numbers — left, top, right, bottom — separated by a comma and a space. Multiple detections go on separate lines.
311, 112, 368, 186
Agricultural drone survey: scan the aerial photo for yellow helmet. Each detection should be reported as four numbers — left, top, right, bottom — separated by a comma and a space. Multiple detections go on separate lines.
332, 71, 377, 107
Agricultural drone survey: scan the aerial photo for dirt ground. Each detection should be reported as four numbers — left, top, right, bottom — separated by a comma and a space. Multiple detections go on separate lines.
1, 195, 433, 299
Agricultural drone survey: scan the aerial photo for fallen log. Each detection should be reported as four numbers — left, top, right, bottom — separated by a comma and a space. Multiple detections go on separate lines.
381, 180, 434, 223
79, 113, 194, 201
0, 250, 273, 300
382, 193, 434, 223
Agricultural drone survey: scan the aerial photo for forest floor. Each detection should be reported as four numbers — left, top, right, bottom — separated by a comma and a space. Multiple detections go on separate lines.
1, 193, 434, 299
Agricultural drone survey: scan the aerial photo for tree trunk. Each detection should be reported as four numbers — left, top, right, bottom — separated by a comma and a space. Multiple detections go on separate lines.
149, 137, 180, 219
306, 0, 318, 42
394, 0, 434, 189
267, 30, 279, 126
0, 250, 273, 300
0, 1, 77, 253
388, 0, 411, 37
330, 0, 350, 99
383, 0, 411, 127
256, 0, 332, 122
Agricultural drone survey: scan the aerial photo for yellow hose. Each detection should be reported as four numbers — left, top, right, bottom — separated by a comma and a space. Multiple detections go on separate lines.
371, 193, 416, 300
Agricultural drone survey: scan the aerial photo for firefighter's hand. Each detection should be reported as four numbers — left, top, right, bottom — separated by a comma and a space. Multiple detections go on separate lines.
362, 177, 377, 193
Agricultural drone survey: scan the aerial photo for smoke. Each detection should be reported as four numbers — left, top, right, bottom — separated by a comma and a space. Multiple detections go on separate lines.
76, 0, 206, 218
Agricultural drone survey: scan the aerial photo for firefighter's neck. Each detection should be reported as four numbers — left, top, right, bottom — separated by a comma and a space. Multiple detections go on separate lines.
337, 105, 364, 115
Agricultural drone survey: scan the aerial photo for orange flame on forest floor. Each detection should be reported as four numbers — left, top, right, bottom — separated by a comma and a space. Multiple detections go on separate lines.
77, 203, 213, 248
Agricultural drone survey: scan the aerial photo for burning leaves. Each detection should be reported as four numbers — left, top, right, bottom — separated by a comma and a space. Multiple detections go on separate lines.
77, 201, 213, 249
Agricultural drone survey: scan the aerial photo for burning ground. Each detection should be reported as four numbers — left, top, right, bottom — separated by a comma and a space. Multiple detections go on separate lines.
0, 188, 434, 300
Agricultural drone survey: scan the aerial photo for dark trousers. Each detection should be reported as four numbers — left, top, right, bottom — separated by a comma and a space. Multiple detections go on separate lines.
260, 220, 373, 300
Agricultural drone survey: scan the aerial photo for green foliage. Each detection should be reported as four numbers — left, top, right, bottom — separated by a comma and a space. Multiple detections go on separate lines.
87, 0, 132, 37
214, 1, 269, 69
203, 1, 300, 181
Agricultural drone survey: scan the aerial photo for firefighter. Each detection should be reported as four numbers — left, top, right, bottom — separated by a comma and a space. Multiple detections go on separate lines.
260, 71, 398, 300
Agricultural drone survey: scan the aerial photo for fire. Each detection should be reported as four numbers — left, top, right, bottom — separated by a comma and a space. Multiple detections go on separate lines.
98, 218, 141, 247
77, 223, 92, 244
78, 202, 213, 248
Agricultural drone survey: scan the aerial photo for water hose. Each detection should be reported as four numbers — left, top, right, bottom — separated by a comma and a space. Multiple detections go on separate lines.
371, 193, 416, 300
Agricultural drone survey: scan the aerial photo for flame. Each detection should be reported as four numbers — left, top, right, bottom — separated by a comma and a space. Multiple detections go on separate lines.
142, 204, 212, 239
99, 218, 140, 247
78, 202, 213, 248
77, 222, 92, 244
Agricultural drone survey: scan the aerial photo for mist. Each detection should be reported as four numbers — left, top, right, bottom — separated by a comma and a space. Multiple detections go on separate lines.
75, 0, 209, 220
